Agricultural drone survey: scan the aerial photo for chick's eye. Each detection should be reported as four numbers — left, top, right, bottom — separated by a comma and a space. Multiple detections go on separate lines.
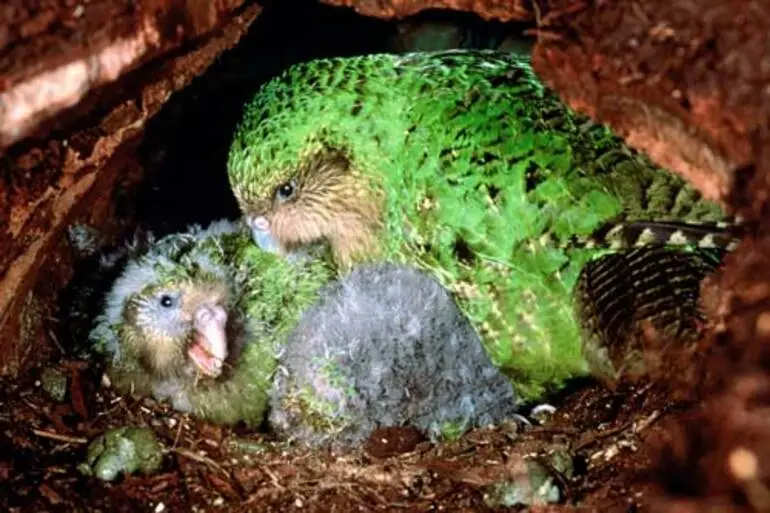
159, 294, 176, 308
275, 179, 296, 203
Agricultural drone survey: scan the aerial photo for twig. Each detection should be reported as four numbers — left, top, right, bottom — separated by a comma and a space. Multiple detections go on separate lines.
47, 330, 66, 355
572, 421, 633, 451
261, 465, 289, 491
307, 481, 382, 508
525, 425, 581, 436
32, 429, 88, 445
533, 454, 573, 503
634, 410, 662, 433
168, 447, 229, 478
326, 461, 427, 488
172, 419, 184, 449
532, 0, 543, 27
261, 465, 311, 506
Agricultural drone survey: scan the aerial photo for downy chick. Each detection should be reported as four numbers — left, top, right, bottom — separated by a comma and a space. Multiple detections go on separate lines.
89, 219, 332, 426
270, 263, 520, 450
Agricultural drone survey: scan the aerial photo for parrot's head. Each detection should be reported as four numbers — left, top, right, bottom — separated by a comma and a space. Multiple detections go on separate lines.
231, 143, 385, 270
92, 225, 249, 384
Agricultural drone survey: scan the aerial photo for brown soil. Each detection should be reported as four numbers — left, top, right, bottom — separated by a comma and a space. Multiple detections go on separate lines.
0, 362, 676, 512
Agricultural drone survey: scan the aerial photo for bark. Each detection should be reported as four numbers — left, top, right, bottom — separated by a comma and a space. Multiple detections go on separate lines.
0, 1, 262, 374
319, 0, 530, 22
530, 0, 769, 203
0, 1, 256, 152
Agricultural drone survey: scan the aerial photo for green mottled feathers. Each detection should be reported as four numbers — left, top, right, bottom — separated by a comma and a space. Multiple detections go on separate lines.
228, 50, 732, 399
90, 220, 333, 426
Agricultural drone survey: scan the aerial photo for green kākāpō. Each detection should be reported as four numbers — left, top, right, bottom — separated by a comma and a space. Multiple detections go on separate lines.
89, 219, 333, 426
227, 50, 736, 400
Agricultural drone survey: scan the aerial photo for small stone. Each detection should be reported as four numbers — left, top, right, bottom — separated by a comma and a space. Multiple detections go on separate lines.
40, 368, 68, 402
499, 419, 521, 437
756, 312, 770, 337
483, 449, 573, 508
66, 224, 102, 257
483, 463, 560, 507
77, 426, 164, 481
154, 503, 166, 513
729, 447, 759, 481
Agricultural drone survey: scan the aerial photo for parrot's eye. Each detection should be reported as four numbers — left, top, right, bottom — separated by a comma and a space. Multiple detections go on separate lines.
275, 179, 297, 203
159, 294, 177, 308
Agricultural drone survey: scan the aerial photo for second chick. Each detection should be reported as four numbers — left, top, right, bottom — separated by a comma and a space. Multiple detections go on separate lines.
270, 263, 520, 450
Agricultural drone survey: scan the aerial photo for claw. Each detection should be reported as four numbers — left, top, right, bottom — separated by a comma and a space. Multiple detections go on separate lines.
505, 404, 558, 429
512, 413, 533, 426
530, 403, 557, 424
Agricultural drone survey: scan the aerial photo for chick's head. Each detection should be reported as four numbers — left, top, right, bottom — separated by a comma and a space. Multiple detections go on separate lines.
121, 275, 233, 381
92, 225, 250, 388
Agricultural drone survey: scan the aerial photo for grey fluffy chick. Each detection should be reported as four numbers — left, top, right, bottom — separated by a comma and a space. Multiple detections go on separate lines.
269, 263, 519, 450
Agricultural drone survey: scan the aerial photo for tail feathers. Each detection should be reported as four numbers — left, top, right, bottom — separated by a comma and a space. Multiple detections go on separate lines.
575, 245, 724, 381
571, 220, 739, 252
576, 245, 723, 344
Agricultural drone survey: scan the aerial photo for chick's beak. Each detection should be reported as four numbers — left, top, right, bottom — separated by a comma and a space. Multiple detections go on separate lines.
189, 303, 228, 378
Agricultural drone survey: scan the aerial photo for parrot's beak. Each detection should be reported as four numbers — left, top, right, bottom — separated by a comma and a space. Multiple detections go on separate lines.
247, 216, 282, 255
189, 303, 228, 378
246, 215, 313, 264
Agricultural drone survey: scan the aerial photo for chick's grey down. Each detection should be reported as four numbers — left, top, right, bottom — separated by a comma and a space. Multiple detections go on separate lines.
269, 263, 519, 449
